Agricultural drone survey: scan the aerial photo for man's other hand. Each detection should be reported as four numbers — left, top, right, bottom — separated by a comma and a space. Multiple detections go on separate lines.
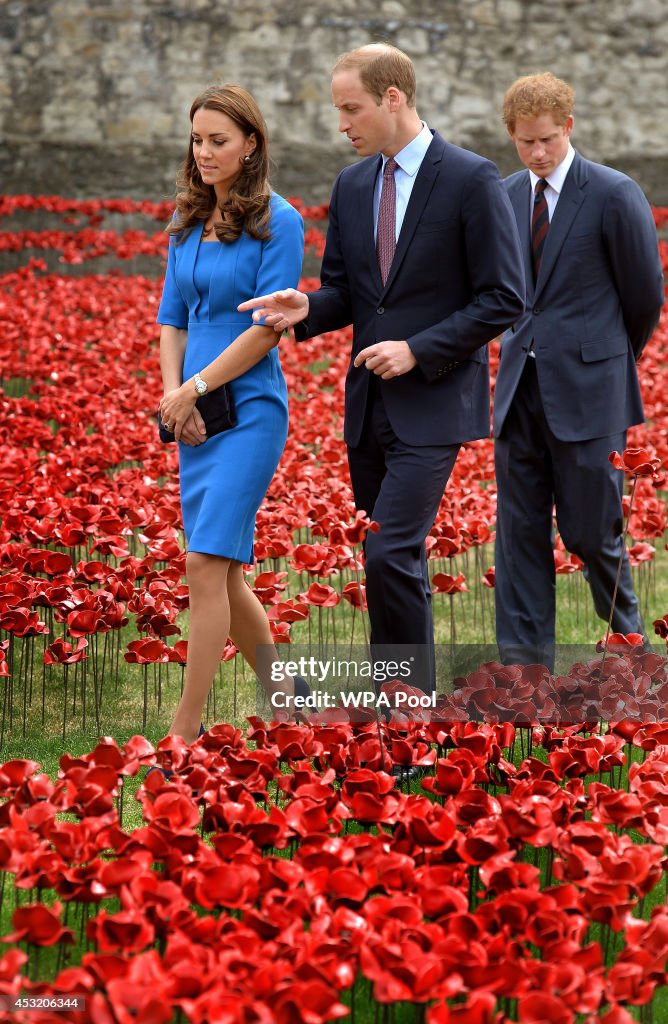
354, 340, 417, 379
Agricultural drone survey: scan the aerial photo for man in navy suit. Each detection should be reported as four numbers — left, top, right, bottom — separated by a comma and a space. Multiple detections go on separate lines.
241, 43, 524, 692
494, 72, 664, 671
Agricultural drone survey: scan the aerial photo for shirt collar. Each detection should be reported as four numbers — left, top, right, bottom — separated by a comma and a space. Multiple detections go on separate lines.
529, 143, 575, 194
381, 121, 432, 177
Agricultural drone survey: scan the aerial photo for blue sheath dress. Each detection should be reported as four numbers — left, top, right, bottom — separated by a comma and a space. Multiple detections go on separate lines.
156, 193, 304, 563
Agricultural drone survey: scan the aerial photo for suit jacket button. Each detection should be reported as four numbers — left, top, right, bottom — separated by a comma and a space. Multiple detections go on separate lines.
377, 306, 384, 314
533, 307, 542, 315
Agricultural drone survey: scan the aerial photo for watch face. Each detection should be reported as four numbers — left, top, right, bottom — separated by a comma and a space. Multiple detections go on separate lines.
195, 377, 207, 395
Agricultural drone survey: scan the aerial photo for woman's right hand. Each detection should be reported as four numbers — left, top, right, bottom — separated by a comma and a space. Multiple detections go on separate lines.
179, 406, 207, 446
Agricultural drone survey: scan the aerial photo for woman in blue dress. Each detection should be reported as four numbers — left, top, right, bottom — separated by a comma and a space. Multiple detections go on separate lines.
157, 85, 306, 742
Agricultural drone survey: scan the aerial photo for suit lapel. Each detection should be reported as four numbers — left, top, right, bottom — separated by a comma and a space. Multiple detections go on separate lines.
508, 173, 534, 300
356, 155, 384, 291
534, 152, 587, 299
381, 133, 443, 294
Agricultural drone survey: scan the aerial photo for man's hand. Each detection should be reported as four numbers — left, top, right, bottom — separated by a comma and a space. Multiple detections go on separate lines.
354, 340, 417, 379
238, 289, 309, 333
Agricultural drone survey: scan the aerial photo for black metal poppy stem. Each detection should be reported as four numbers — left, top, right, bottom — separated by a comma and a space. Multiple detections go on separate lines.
27, 636, 36, 721
80, 659, 86, 733
352, 558, 369, 646
62, 664, 69, 742
21, 637, 28, 738
41, 651, 47, 727
98, 631, 109, 711
118, 775, 124, 827
600, 473, 638, 675
348, 605, 357, 659
57, 901, 70, 975
114, 630, 122, 691
90, 634, 101, 735
142, 663, 149, 731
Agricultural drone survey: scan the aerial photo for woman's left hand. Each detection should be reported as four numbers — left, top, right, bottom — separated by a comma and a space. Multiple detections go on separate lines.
159, 385, 197, 443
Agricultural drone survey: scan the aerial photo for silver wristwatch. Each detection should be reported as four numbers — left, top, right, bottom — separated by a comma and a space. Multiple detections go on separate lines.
193, 371, 208, 396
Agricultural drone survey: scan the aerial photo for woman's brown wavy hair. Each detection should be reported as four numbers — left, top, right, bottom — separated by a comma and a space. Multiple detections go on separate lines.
167, 84, 272, 245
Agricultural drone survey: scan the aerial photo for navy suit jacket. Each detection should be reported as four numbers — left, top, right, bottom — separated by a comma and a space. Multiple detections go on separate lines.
494, 151, 664, 442
296, 131, 525, 447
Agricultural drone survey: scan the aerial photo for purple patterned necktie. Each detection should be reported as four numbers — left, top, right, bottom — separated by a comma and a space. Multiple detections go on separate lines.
531, 177, 550, 281
377, 157, 398, 285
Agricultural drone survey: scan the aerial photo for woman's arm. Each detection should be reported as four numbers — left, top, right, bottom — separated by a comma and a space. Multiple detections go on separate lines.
158, 321, 278, 441
156, 231, 209, 446
200, 322, 278, 389
159, 324, 208, 445
160, 324, 187, 393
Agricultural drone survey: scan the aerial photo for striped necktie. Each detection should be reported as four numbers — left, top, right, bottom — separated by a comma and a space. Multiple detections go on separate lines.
531, 178, 550, 281
377, 158, 398, 285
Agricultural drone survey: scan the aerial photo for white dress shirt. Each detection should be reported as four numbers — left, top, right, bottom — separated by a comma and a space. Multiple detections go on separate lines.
529, 143, 576, 220
373, 121, 433, 241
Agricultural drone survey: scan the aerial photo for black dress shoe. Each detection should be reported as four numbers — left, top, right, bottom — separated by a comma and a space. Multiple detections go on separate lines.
147, 723, 206, 781
292, 676, 311, 721
390, 764, 425, 782
293, 676, 311, 699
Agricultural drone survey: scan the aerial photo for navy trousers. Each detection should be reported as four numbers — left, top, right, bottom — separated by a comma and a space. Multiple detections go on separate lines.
347, 380, 460, 693
494, 357, 645, 671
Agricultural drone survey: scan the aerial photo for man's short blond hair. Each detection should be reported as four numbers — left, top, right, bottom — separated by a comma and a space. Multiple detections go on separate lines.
332, 43, 417, 107
502, 73, 575, 133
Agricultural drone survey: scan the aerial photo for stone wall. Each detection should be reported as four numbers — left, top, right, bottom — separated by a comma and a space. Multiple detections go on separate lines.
1, 0, 666, 204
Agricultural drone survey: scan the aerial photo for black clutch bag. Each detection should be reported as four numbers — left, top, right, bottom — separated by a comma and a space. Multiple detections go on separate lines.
157, 383, 237, 443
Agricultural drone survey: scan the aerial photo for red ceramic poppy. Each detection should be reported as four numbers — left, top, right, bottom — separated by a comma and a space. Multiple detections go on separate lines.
432, 572, 468, 594
3, 902, 74, 947
609, 447, 662, 477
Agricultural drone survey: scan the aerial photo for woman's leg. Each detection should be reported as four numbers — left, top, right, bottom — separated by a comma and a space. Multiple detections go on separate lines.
227, 561, 296, 703
169, 551, 231, 743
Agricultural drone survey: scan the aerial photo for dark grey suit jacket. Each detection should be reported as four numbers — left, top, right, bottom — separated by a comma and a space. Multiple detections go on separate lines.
494, 151, 664, 442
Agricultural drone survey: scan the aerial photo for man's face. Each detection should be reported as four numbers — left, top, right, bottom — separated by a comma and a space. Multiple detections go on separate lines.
510, 112, 574, 177
331, 69, 394, 157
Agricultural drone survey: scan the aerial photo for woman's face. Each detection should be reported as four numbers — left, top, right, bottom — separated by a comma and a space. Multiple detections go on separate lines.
191, 106, 256, 198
